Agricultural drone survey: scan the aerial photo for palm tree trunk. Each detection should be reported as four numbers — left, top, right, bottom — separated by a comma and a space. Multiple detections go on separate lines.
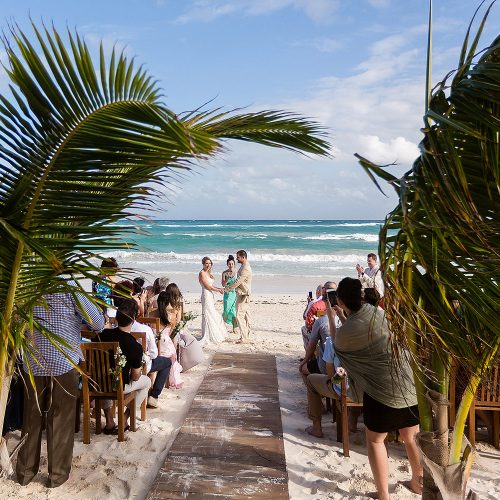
0, 354, 15, 477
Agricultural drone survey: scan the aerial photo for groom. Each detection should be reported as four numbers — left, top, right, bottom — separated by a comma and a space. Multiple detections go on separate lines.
226, 249, 252, 343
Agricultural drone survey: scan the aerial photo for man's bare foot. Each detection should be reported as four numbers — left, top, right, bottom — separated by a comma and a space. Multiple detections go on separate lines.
305, 425, 324, 438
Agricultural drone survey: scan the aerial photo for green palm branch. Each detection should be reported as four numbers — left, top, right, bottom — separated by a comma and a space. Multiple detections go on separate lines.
0, 22, 331, 439
356, 2, 499, 497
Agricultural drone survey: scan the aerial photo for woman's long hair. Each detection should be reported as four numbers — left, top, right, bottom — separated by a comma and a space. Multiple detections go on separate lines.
157, 283, 182, 326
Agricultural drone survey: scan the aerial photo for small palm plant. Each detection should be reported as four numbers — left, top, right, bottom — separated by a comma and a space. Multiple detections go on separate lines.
356, 2, 499, 498
0, 22, 331, 472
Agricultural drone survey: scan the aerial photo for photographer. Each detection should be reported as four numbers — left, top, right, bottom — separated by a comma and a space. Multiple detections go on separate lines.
299, 281, 337, 377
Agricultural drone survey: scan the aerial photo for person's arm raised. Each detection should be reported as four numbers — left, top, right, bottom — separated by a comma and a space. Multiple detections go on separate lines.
199, 271, 223, 293
325, 299, 338, 341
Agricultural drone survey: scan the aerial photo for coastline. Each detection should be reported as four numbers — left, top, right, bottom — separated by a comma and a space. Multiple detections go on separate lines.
2, 294, 499, 499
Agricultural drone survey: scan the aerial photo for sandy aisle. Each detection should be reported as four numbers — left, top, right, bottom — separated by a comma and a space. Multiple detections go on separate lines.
2, 294, 499, 499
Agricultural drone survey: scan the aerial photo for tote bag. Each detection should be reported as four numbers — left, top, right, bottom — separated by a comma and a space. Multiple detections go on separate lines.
178, 331, 204, 371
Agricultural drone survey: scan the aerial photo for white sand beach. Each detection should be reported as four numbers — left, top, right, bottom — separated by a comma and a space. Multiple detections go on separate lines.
2, 293, 499, 499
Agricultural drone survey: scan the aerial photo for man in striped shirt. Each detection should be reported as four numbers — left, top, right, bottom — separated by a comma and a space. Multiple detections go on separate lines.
16, 280, 104, 488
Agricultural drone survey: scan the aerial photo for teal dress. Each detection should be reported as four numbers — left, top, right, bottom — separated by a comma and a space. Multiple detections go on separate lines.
223, 273, 237, 325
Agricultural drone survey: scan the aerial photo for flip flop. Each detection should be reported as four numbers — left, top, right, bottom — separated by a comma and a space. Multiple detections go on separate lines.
103, 425, 118, 435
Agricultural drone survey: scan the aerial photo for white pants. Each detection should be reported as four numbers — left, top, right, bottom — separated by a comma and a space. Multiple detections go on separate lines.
102, 374, 151, 410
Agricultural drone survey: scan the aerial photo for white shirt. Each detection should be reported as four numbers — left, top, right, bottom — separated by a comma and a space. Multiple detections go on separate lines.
131, 320, 158, 373
359, 264, 384, 297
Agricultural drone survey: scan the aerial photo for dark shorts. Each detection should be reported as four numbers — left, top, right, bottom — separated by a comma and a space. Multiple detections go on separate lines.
363, 392, 419, 433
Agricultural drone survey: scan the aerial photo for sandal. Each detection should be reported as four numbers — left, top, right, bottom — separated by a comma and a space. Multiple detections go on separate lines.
103, 425, 118, 435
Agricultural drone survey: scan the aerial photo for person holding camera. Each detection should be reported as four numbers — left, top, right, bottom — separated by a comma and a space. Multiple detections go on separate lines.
299, 281, 337, 377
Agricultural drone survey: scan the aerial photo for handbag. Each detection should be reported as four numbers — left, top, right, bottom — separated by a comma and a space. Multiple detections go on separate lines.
178, 331, 204, 371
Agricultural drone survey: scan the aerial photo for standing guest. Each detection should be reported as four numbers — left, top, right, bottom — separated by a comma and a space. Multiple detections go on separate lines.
147, 276, 170, 317
92, 257, 119, 306
225, 250, 253, 343
221, 255, 238, 334
95, 299, 151, 432
355, 253, 384, 297
325, 277, 422, 499
17, 280, 104, 488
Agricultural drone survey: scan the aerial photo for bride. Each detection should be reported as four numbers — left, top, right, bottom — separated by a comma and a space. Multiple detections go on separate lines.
198, 256, 227, 345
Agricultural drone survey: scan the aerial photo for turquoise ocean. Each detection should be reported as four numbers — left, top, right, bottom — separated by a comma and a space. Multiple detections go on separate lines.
104, 220, 383, 293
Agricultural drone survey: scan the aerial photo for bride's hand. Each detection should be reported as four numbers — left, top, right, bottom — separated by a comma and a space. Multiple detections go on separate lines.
218, 288, 224, 294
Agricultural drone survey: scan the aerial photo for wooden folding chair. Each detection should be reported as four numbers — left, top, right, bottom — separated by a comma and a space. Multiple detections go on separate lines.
130, 331, 148, 421
335, 378, 363, 457
81, 342, 137, 443
468, 362, 500, 448
137, 316, 160, 334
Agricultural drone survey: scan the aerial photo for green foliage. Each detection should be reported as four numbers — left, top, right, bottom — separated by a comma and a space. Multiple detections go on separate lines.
355, 2, 499, 454
0, 23, 331, 372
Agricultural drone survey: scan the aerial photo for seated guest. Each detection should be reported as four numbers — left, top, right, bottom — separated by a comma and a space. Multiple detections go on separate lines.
325, 277, 422, 499
362, 287, 381, 307
301, 284, 324, 348
114, 280, 148, 316
299, 281, 336, 376
147, 276, 170, 317
157, 289, 184, 388
95, 299, 151, 433
303, 332, 344, 438
301, 284, 327, 349
130, 308, 172, 408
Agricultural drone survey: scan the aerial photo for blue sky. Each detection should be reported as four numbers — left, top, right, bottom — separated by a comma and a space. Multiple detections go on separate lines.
0, 1, 498, 219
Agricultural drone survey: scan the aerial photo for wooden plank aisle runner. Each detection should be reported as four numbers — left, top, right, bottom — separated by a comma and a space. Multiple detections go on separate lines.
147, 352, 289, 499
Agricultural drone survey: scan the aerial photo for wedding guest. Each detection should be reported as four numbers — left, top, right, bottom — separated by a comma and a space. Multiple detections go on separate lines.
157, 290, 184, 388
147, 276, 170, 317
17, 280, 105, 487
131, 310, 172, 409
92, 257, 119, 306
225, 250, 253, 343
301, 283, 326, 349
355, 253, 384, 297
299, 281, 336, 376
222, 255, 238, 333
95, 299, 151, 432
114, 280, 148, 316
325, 277, 422, 499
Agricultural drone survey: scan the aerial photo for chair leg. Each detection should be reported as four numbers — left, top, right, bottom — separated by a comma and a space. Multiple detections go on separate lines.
83, 396, 91, 444
493, 412, 499, 449
130, 398, 137, 432
342, 403, 350, 457
141, 397, 147, 422
336, 404, 342, 443
95, 400, 102, 435
118, 402, 125, 442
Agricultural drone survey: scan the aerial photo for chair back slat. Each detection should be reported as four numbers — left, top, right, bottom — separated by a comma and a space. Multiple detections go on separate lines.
81, 342, 119, 396
475, 362, 500, 407
137, 317, 160, 333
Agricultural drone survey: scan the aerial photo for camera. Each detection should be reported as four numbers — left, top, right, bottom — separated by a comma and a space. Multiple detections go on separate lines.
308, 291, 313, 299
326, 288, 338, 307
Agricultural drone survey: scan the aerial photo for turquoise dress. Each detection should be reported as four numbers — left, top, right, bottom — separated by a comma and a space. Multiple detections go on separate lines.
223, 273, 237, 325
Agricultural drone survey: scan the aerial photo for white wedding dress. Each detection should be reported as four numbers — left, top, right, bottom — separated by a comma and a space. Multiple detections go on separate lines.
200, 277, 227, 345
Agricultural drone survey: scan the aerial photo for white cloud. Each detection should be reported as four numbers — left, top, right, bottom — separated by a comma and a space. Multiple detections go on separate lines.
176, 0, 339, 24
358, 135, 419, 165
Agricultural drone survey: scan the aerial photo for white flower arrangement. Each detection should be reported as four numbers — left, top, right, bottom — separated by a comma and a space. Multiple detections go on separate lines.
331, 366, 346, 384
109, 346, 127, 390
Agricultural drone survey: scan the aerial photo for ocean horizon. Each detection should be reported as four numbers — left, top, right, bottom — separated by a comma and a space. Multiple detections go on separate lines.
101, 219, 383, 293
